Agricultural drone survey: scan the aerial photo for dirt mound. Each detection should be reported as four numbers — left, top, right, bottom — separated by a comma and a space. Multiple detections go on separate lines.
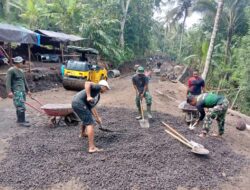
118, 59, 147, 74
0, 107, 246, 190
0, 68, 62, 98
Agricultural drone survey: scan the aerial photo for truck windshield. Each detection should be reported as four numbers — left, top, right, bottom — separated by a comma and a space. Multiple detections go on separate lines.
66, 60, 90, 71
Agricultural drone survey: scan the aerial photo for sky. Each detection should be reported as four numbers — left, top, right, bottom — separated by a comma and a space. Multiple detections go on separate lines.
153, 3, 203, 28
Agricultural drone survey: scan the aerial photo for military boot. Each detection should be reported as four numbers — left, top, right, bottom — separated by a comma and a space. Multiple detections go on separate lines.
16, 110, 29, 123
147, 105, 152, 119
17, 111, 30, 127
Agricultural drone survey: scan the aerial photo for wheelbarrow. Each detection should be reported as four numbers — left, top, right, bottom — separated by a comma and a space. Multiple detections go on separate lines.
24, 97, 80, 127
178, 101, 199, 129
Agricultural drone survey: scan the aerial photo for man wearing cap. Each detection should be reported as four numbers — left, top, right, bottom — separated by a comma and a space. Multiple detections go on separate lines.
187, 93, 229, 137
6, 56, 31, 127
72, 80, 110, 153
132, 66, 152, 119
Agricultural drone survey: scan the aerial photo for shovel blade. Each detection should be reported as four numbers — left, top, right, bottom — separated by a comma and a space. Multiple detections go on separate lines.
139, 119, 150, 128
191, 146, 209, 155
190, 140, 204, 148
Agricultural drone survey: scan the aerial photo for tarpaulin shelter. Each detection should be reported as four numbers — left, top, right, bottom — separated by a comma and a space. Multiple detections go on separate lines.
0, 23, 40, 45
0, 23, 41, 71
34, 29, 84, 62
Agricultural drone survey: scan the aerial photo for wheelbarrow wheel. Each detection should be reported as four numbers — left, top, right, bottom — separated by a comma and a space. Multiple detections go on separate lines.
184, 112, 192, 125
64, 112, 80, 126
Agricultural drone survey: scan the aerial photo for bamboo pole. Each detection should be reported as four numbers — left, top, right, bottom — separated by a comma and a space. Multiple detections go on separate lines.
8, 43, 12, 65
230, 88, 241, 109
28, 44, 31, 72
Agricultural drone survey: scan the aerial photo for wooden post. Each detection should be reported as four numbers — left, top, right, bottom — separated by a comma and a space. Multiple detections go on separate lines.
28, 44, 31, 72
61, 43, 64, 63
8, 43, 12, 65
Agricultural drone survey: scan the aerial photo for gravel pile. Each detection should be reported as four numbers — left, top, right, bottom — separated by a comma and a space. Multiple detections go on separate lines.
0, 107, 246, 190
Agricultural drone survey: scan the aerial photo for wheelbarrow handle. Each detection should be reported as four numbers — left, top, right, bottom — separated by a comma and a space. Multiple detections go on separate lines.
29, 96, 44, 106
23, 101, 45, 115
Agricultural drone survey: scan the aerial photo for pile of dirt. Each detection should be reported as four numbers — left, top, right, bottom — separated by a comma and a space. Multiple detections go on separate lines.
0, 107, 246, 190
0, 68, 62, 98
26, 68, 62, 92
118, 58, 147, 74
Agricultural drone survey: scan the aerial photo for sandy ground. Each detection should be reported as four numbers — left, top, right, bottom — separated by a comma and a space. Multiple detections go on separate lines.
0, 75, 250, 190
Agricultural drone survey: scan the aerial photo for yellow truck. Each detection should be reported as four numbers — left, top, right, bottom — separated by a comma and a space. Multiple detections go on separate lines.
62, 46, 108, 90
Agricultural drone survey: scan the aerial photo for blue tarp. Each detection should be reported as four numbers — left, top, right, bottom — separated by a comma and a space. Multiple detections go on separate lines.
0, 23, 40, 45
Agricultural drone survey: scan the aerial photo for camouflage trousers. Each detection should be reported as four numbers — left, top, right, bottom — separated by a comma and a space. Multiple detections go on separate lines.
203, 98, 229, 135
136, 91, 152, 109
13, 91, 26, 112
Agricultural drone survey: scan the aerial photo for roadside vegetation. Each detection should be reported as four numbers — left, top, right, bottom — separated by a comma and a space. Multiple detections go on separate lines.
0, 0, 250, 114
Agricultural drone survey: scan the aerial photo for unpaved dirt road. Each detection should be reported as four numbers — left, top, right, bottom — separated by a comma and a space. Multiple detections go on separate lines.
0, 75, 250, 190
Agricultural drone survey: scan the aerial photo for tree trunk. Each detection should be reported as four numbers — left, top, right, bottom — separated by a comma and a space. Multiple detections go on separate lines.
201, 0, 224, 80
119, 0, 131, 49
178, 10, 187, 62
224, 23, 233, 66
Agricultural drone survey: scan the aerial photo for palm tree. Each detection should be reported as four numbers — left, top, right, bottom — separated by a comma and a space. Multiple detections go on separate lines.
201, 0, 224, 80
165, 0, 192, 61
1, 0, 21, 21
119, 0, 132, 49
223, 0, 246, 66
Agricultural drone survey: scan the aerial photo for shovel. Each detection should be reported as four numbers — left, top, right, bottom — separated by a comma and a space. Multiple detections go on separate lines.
98, 124, 114, 133
162, 122, 209, 155
189, 120, 199, 130
139, 98, 150, 128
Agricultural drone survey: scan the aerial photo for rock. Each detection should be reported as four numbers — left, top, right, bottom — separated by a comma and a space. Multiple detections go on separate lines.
236, 119, 246, 131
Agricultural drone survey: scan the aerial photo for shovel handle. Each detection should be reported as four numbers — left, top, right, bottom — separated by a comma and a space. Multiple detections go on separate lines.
162, 122, 190, 143
136, 88, 144, 120
164, 129, 193, 149
140, 99, 144, 120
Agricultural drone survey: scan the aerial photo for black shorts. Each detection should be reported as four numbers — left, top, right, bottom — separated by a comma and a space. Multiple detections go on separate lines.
72, 102, 94, 126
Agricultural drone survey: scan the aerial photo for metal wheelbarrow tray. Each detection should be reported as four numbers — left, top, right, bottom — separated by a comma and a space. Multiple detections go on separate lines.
41, 104, 73, 116
178, 101, 199, 126
25, 98, 80, 127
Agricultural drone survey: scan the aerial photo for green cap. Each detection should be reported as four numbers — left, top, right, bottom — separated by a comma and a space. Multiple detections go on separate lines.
137, 66, 144, 74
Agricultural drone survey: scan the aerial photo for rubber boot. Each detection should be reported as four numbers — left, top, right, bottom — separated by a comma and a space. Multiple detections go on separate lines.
17, 111, 30, 127
147, 105, 152, 119
136, 109, 142, 120
16, 110, 21, 123
16, 110, 29, 123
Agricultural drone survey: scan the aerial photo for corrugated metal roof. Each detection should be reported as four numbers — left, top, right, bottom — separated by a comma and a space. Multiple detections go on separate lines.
35, 29, 84, 42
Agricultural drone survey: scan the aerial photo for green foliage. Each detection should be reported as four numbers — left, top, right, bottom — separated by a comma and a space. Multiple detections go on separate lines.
0, 0, 157, 66
0, 0, 250, 114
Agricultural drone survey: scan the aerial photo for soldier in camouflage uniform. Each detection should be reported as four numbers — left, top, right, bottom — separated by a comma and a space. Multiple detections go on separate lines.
132, 66, 153, 119
187, 93, 229, 137
6, 56, 31, 127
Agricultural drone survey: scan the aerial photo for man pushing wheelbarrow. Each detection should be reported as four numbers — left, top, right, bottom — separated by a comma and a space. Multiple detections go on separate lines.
71, 80, 110, 153
6, 56, 31, 127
